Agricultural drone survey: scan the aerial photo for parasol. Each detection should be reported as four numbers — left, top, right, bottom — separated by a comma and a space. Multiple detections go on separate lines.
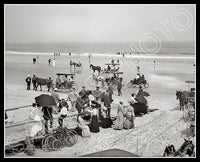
35, 94, 56, 107
135, 94, 147, 105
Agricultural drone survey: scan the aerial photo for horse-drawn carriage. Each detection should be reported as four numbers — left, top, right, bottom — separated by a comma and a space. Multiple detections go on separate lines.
127, 75, 149, 88
104, 71, 123, 88
102, 63, 120, 74
52, 73, 78, 92
176, 81, 195, 137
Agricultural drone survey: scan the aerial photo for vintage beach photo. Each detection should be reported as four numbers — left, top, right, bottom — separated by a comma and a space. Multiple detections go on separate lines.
4, 4, 196, 157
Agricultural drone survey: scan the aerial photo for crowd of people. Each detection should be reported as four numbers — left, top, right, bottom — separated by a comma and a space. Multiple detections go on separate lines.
26, 80, 148, 140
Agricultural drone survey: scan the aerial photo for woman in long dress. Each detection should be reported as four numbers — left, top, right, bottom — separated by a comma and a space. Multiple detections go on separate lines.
113, 101, 125, 130
123, 106, 135, 129
77, 114, 91, 138
87, 101, 100, 133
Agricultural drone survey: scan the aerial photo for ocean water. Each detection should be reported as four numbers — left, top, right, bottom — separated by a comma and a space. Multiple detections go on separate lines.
5, 41, 195, 55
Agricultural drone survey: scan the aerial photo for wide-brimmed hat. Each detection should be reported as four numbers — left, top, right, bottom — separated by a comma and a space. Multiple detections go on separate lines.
82, 86, 86, 88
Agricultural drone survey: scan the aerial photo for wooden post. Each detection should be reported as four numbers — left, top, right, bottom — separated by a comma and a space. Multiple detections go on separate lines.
25, 136, 35, 156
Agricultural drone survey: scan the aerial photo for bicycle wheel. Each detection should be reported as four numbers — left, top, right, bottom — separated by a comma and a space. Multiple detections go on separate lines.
45, 135, 56, 151
41, 134, 52, 151
127, 82, 133, 88
52, 139, 62, 151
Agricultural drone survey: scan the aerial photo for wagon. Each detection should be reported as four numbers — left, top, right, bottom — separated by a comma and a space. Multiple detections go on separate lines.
104, 71, 124, 88
52, 73, 78, 92
103, 63, 120, 73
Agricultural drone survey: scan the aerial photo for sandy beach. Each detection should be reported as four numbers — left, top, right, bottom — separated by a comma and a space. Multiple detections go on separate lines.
5, 52, 195, 157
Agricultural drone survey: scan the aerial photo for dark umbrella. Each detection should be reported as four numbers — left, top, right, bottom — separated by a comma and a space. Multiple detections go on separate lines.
135, 94, 147, 105
142, 91, 150, 97
35, 94, 56, 107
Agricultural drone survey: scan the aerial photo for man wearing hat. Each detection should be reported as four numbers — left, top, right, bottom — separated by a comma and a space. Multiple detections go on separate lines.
101, 89, 112, 118
32, 75, 37, 91
76, 92, 87, 114
25, 75, 32, 90
79, 86, 86, 97
92, 86, 102, 101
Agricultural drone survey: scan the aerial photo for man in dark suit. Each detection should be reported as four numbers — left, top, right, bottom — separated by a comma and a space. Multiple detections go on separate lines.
76, 92, 87, 114
25, 75, 32, 90
101, 90, 112, 118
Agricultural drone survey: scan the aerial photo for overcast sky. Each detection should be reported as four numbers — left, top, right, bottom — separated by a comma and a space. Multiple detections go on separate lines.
5, 4, 195, 43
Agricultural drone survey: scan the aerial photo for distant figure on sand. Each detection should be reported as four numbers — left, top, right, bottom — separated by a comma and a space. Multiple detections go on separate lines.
33, 58, 36, 64
154, 60, 156, 69
117, 80, 122, 96
25, 75, 32, 90
48, 59, 51, 66
137, 66, 140, 73
113, 101, 125, 130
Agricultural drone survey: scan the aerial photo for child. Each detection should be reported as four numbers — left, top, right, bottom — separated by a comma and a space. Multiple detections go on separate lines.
58, 101, 68, 127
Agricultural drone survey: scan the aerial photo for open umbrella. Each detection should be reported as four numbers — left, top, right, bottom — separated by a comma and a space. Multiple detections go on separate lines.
35, 94, 56, 107
135, 94, 147, 105
142, 91, 150, 97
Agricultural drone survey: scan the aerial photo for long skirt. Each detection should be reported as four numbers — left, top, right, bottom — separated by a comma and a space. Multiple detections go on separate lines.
123, 119, 134, 129
90, 115, 100, 133
113, 111, 124, 130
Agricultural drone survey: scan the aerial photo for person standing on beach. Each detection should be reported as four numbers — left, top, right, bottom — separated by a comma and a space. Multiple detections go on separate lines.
117, 80, 122, 96
101, 90, 112, 118
76, 92, 87, 114
58, 101, 68, 127
37, 55, 39, 63
25, 75, 32, 90
153, 60, 156, 69
42, 106, 53, 133
32, 75, 37, 91
108, 83, 114, 102
137, 66, 140, 73
48, 59, 51, 66
87, 101, 100, 133
113, 101, 125, 130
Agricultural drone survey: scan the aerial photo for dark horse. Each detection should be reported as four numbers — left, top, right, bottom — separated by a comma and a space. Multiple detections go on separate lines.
90, 64, 101, 75
163, 139, 195, 157
176, 91, 190, 111
35, 77, 53, 92
70, 61, 82, 68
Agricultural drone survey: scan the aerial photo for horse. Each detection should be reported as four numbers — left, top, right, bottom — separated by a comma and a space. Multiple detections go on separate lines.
176, 91, 190, 111
90, 64, 101, 75
163, 139, 195, 157
70, 61, 82, 68
35, 77, 53, 92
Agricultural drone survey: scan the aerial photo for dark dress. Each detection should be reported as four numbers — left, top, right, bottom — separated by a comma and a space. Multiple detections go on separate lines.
89, 109, 100, 133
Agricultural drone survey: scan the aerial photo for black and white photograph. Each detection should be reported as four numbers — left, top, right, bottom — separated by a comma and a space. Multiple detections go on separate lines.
4, 4, 196, 157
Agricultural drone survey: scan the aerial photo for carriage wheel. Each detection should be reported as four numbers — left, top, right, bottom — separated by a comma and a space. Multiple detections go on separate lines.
127, 82, 133, 88
52, 139, 62, 151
